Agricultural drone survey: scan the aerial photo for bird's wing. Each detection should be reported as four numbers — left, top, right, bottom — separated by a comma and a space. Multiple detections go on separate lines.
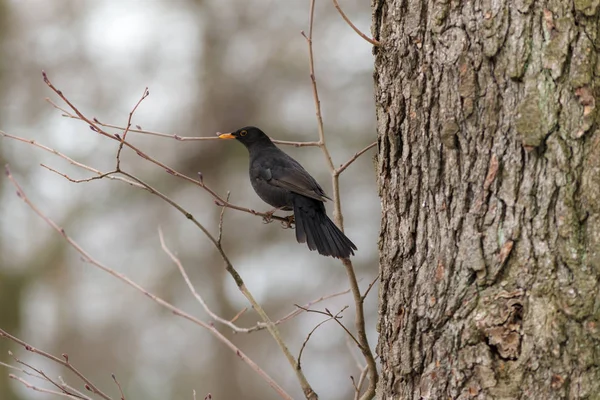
263, 162, 331, 202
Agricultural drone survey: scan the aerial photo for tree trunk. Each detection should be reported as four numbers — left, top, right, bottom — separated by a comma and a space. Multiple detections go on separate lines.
373, 0, 600, 398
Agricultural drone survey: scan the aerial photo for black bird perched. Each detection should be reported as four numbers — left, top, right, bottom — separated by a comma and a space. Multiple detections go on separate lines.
218, 126, 357, 259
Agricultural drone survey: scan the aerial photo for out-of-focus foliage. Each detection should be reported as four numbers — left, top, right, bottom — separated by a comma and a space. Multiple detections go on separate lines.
0, 1, 378, 399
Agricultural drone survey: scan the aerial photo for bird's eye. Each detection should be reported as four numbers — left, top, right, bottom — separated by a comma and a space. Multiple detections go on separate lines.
240, 130, 248, 136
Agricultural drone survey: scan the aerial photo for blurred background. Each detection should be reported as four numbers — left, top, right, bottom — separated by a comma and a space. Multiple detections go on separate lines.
0, 0, 378, 399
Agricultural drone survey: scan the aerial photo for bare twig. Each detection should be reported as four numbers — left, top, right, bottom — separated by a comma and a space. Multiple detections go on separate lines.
3, 167, 293, 400
331, 0, 381, 47
44, 74, 291, 224
5, 126, 348, 337
0, 130, 139, 187
217, 192, 231, 245
115, 87, 150, 170
295, 305, 360, 349
112, 374, 125, 400
346, 338, 365, 371
158, 227, 243, 332
0, 360, 44, 380
342, 258, 378, 400
9, 375, 82, 400
352, 365, 370, 400
297, 306, 348, 371
42, 72, 318, 399
0, 330, 113, 400
361, 273, 380, 302
48, 99, 320, 147
251, 288, 351, 332
301, 2, 379, 399
302, 1, 342, 229
58, 377, 93, 400
230, 307, 248, 324
41, 164, 118, 184
335, 142, 377, 176
8, 352, 89, 400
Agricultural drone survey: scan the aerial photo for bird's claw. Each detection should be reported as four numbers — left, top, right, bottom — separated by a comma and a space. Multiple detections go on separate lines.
262, 206, 287, 224
262, 209, 276, 224
281, 215, 295, 229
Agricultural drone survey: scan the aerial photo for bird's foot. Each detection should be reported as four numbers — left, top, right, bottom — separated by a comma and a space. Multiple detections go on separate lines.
262, 207, 284, 224
281, 214, 295, 229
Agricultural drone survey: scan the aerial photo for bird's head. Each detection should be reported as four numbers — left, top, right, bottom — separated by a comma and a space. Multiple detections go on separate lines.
218, 126, 273, 148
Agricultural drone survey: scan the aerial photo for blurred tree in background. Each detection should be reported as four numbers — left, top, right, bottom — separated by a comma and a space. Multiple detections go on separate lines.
1, 1, 378, 399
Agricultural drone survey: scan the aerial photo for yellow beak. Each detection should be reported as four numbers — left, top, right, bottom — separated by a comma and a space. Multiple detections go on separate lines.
218, 133, 236, 139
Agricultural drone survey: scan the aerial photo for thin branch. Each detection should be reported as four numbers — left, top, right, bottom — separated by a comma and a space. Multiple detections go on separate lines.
302, 1, 343, 231
353, 365, 370, 400
229, 307, 248, 324
361, 273, 380, 302
297, 306, 348, 371
217, 192, 230, 245
0, 131, 139, 187
41, 164, 119, 184
331, 0, 381, 46
112, 374, 125, 400
237, 286, 318, 400
334, 142, 376, 176
48, 99, 320, 147
342, 258, 378, 400
115, 87, 149, 170
119, 171, 220, 249
301, 3, 379, 399
8, 352, 89, 400
9, 375, 82, 400
0, 331, 112, 400
42, 72, 317, 398
295, 305, 360, 349
256, 288, 351, 330
3, 167, 293, 400
44, 74, 291, 224
58, 377, 93, 400
158, 227, 243, 332
0, 360, 44, 380
5, 124, 347, 332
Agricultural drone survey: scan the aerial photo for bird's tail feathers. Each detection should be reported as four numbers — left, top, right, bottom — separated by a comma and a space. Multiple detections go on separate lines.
293, 199, 356, 259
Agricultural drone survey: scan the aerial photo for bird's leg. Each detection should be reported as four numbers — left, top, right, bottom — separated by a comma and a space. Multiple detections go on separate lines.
262, 206, 287, 224
282, 214, 295, 229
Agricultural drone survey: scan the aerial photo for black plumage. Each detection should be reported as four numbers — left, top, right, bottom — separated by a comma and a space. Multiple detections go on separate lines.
218, 126, 357, 258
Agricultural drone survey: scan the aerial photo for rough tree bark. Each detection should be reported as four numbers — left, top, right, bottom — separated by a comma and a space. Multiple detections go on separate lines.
373, 0, 600, 398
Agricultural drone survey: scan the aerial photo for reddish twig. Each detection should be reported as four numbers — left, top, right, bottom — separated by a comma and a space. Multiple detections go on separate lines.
297, 306, 348, 371
295, 305, 360, 349
334, 142, 377, 176
331, 0, 381, 47
0, 130, 138, 187
112, 374, 125, 400
361, 273, 380, 302
115, 87, 150, 170
47, 98, 320, 147
3, 167, 293, 400
0, 329, 113, 400
352, 365, 369, 400
42, 71, 319, 398
158, 227, 243, 332
7, 352, 89, 400
43, 74, 290, 224
217, 192, 230, 246
9, 375, 82, 400
301, 3, 379, 399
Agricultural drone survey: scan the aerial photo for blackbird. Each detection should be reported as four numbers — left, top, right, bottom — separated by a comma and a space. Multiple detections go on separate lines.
218, 126, 357, 258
